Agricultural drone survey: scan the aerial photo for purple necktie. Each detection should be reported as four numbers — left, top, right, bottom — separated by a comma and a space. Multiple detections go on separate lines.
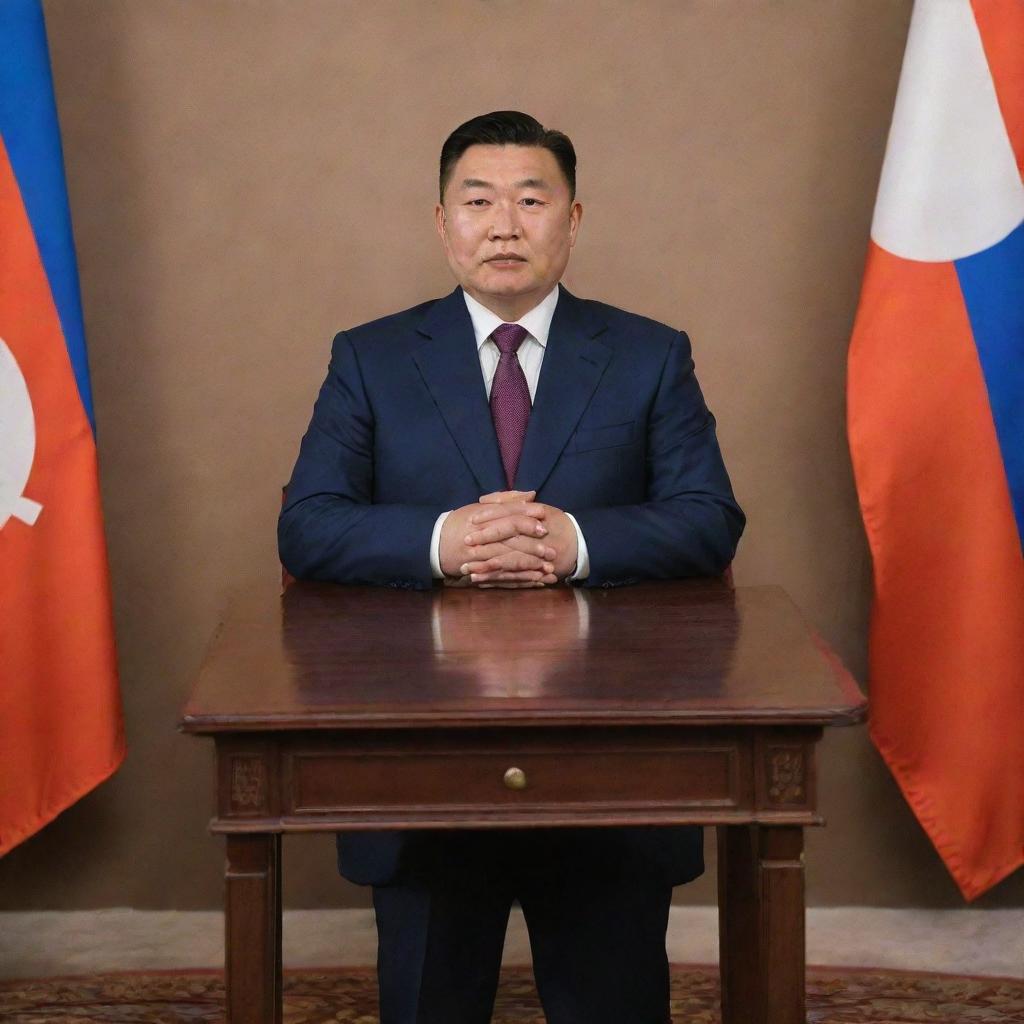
490, 323, 531, 487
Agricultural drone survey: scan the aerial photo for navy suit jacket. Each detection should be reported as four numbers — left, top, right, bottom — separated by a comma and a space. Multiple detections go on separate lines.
278, 285, 745, 884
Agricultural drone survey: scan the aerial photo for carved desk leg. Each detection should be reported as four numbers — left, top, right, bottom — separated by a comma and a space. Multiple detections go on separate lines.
718, 824, 761, 1024
758, 826, 805, 1024
225, 834, 282, 1024
718, 825, 806, 1024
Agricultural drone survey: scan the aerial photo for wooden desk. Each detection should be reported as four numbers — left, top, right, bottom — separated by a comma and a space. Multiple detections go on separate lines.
181, 580, 865, 1024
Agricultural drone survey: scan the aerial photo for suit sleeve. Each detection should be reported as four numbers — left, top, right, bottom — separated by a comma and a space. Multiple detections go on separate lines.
570, 331, 745, 587
278, 332, 447, 588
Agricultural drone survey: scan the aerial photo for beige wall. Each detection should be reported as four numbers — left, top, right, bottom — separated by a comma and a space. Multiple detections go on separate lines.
2, 0, 1020, 911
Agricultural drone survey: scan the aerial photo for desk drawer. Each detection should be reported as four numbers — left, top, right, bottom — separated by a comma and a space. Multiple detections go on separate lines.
283, 730, 746, 821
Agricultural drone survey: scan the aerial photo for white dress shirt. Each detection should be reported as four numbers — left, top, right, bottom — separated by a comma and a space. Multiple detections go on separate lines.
429, 284, 590, 581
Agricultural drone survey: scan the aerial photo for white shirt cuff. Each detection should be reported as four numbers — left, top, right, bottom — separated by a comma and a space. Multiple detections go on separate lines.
430, 510, 452, 579
566, 513, 589, 581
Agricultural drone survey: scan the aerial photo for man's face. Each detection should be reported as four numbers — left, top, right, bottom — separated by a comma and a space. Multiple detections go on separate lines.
435, 144, 582, 321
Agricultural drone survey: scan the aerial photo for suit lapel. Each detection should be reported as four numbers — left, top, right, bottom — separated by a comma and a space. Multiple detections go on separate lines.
514, 288, 611, 492
412, 288, 506, 493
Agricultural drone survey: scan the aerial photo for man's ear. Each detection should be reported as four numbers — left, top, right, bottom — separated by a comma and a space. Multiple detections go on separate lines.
435, 203, 447, 241
568, 201, 583, 248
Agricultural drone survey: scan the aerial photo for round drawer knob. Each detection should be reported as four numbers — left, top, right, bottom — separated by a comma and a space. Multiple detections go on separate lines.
503, 766, 527, 791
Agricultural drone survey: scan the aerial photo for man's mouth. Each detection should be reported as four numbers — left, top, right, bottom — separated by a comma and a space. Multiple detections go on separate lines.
485, 254, 526, 263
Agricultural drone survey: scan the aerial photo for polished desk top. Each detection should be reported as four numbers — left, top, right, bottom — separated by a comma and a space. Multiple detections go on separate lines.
181, 580, 866, 733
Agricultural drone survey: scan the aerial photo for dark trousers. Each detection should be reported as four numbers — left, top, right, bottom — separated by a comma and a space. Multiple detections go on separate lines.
371, 830, 673, 1024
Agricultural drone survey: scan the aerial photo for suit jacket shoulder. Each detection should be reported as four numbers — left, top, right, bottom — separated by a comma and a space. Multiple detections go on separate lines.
341, 296, 436, 340
576, 295, 679, 335
574, 295, 689, 358
331, 295, 441, 364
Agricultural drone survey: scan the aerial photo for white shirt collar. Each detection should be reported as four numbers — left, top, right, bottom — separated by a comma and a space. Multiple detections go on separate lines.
461, 285, 560, 351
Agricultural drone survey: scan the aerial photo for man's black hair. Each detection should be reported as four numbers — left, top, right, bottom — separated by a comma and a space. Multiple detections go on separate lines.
439, 110, 576, 202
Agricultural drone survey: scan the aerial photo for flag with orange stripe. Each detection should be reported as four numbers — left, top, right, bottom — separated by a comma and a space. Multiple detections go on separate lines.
0, 0, 124, 855
848, 0, 1024, 899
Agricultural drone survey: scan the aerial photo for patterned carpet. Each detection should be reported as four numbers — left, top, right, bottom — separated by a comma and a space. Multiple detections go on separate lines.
1, 966, 1022, 1022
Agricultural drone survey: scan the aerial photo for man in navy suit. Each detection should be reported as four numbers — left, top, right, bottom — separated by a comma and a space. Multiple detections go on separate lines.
280, 111, 744, 1024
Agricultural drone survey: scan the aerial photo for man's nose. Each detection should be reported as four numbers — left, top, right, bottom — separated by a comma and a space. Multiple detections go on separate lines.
487, 202, 521, 240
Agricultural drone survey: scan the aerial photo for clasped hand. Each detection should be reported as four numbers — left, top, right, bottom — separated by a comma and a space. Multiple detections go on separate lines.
439, 490, 578, 589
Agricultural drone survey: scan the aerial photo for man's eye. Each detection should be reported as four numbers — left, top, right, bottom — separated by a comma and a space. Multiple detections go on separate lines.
467, 199, 489, 207
521, 198, 543, 207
